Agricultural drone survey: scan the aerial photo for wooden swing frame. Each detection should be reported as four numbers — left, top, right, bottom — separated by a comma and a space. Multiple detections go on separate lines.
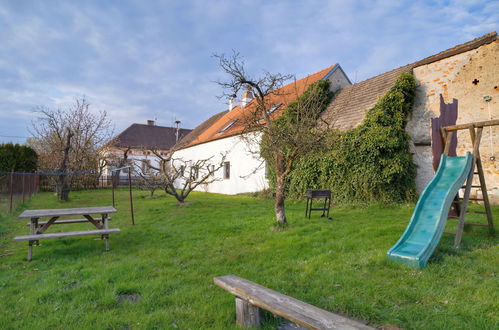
441, 119, 496, 247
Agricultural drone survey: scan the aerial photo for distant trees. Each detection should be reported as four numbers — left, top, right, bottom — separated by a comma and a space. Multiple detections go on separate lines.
29, 98, 113, 201
0, 143, 38, 172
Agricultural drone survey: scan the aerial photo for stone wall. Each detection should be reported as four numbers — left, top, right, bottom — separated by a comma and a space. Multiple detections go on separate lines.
407, 39, 499, 201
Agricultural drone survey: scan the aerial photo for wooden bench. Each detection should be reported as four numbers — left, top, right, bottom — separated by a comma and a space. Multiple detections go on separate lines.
13, 229, 120, 260
26, 217, 111, 227
214, 275, 374, 329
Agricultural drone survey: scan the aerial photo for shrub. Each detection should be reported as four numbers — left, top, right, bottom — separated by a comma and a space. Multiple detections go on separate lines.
0, 143, 38, 172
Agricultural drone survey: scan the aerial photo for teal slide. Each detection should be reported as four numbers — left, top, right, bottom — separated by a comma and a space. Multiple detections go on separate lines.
387, 152, 473, 268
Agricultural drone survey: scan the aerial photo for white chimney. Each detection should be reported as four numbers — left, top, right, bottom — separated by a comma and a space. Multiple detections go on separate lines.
241, 86, 253, 109
229, 94, 236, 111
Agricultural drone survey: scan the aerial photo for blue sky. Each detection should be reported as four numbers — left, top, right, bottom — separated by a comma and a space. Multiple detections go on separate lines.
0, 0, 497, 144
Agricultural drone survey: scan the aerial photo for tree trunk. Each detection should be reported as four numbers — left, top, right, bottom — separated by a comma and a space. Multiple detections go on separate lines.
57, 129, 73, 201
274, 173, 287, 225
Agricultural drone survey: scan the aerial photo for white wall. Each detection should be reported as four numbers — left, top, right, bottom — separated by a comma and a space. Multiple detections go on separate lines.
173, 66, 351, 195
173, 133, 268, 195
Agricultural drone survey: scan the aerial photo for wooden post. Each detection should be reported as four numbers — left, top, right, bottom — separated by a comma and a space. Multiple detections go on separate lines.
29, 218, 36, 235
8, 171, 14, 213
112, 173, 116, 208
22, 174, 26, 203
473, 157, 494, 234
455, 127, 482, 247
455, 165, 475, 247
235, 298, 261, 327
443, 130, 454, 156
128, 168, 135, 225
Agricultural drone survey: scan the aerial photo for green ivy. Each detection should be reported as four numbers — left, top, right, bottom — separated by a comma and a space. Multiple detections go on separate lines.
261, 79, 333, 186
282, 72, 418, 204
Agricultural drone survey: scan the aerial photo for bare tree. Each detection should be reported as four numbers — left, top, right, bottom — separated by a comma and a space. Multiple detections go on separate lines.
137, 147, 226, 204
135, 170, 164, 197
215, 52, 333, 224
29, 97, 113, 200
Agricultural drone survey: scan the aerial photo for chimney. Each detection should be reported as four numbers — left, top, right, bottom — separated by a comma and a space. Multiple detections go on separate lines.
147, 120, 155, 126
228, 94, 236, 111
175, 120, 181, 142
241, 86, 253, 109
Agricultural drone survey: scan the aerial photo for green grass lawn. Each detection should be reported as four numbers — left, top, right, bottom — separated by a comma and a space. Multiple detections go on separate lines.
0, 189, 497, 329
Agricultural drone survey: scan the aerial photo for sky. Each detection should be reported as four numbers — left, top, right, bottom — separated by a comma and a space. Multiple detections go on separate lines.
0, 0, 497, 144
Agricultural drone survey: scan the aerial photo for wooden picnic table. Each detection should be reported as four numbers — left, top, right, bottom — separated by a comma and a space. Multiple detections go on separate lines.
14, 206, 120, 261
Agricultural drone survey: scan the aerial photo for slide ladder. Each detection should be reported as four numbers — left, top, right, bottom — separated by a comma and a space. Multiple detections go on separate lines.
443, 124, 494, 245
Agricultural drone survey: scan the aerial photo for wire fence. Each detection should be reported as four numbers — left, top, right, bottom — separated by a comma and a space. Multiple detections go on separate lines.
0, 171, 139, 214
0, 173, 39, 214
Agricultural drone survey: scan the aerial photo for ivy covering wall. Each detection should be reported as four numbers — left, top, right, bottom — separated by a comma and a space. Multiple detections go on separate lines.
273, 72, 418, 204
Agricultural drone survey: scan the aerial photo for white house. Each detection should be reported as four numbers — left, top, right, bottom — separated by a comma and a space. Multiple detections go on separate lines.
174, 64, 351, 194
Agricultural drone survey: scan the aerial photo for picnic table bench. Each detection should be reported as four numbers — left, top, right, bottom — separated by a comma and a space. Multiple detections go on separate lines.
14, 206, 120, 261
214, 275, 374, 329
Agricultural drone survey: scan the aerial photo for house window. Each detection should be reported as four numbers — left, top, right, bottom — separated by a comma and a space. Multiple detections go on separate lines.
259, 104, 282, 122
268, 104, 281, 115
224, 161, 230, 179
219, 120, 237, 133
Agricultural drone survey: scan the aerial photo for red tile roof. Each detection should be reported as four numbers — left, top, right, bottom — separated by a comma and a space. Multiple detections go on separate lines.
182, 64, 337, 148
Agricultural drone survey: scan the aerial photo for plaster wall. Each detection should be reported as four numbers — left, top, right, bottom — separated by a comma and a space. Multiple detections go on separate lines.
407, 40, 499, 200
172, 67, 348, 195
173, 133, 268, 195
326, 66, 352, 92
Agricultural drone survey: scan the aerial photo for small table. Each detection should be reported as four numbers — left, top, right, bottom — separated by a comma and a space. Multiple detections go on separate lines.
305, 190, 332, 219
15, 206, 119, 261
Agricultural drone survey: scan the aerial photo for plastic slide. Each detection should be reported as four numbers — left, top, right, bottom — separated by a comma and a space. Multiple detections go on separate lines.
387, 152, 473, 268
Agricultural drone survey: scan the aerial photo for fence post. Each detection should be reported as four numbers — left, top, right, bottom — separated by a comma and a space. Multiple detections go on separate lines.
128, 168, 135, 225
9, 171, 14, 213
22, 173, 26, 203
30, 174, 33, 197
112, 173, 115, 207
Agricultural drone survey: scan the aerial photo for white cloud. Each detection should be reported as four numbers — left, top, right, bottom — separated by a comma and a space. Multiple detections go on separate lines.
0, 0, 497, 143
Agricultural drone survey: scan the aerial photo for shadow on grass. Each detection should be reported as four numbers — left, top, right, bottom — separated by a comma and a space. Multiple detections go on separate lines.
31, 238, 118, 262
430, 230, 497, 264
